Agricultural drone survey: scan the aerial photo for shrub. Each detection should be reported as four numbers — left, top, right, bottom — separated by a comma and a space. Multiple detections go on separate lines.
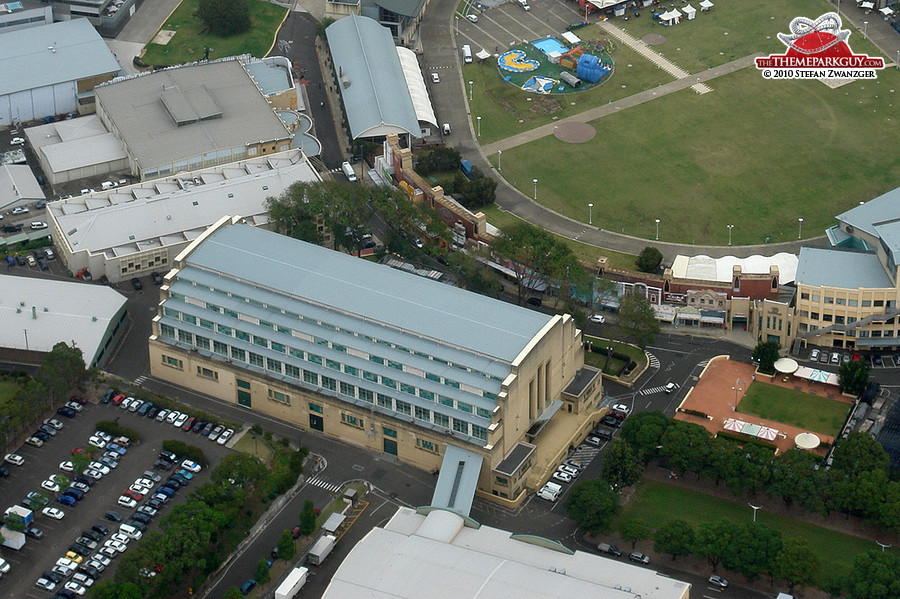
161, 440, 207, 466
96, 421, 140, 442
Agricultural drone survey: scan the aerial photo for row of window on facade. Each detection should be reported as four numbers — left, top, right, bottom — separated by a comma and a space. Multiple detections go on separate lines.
161, 305, 498, 405
160, 351, 489, 441
171, 282, 505, 385
800, 293, 897, 308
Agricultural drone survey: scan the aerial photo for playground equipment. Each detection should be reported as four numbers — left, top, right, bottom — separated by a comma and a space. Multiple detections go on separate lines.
576, 54, 610, 84
498, 49, 540, 73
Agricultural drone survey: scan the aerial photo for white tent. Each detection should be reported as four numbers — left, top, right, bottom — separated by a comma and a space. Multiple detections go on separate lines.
561, 31, 581, 44
683, 4, 697, 19
859, 1, 874, 8
659, 9, 678, 24
671, 8, 682, 21
879, 6, 894, 16
699, 0, 713, 10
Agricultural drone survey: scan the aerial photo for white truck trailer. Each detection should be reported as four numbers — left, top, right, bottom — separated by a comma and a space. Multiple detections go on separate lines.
274, 566, 309, 599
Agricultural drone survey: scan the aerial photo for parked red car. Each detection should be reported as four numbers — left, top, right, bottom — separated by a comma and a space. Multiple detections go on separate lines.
69, 395, 87, 405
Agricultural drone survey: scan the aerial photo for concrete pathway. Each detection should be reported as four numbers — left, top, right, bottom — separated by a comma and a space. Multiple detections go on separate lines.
482, 52, 761, 155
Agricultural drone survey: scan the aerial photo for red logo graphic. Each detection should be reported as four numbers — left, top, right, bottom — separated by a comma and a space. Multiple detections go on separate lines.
756, 13, 885, 79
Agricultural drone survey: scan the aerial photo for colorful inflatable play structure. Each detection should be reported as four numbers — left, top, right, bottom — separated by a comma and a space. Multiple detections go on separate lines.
522, 75, 557, 94
498, 49, 540, 73
576, 54, 610, 84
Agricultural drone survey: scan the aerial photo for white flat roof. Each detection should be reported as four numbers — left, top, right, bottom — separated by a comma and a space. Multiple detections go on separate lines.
26, 115, 128, 174
49, 150, 320, 259
0, 164, 45, 207
670, 252, 798, 285
0, 274, 126, 364
322, 508, 690, 599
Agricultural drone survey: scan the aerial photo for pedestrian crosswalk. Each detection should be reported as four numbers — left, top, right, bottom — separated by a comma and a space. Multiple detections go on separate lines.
647, 353, 660, 369
569, 445, 602, 464
306, 476, 341, 493
639, 383, 677, 396
133, 375, 147, 386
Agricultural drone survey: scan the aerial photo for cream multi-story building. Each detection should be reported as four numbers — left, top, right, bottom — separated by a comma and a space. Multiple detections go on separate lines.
795, 187, 900, 351
149, 218, 601, 506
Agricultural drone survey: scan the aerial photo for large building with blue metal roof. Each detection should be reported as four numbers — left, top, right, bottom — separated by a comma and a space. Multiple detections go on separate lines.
795, 185, 900, 350
149, 218, 601, 505
0, 19, 121, 125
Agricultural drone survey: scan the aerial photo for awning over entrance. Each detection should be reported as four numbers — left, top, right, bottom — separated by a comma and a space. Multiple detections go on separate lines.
526, 399, 563, 440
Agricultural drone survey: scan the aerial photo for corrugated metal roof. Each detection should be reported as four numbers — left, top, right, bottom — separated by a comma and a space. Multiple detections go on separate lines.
0, 164, 45, 209
187, 224, 552, 362
795, 247, 893, 289
325, 15, 420, 139
0, 19, 121, 97
94, 58, 290, 172
0, 274, 126, 364
396, 47, 437, 129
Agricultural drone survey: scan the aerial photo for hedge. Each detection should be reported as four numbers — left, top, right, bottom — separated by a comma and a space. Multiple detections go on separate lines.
715, 431, 778, 453
161, 440, 207, 466
96, 420, 140, 442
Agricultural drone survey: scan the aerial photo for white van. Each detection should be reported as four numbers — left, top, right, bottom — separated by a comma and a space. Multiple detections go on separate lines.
341, 161, 357, 182
119, 523, 142, 540
462, 45, 472, 64
537, 481, 562, 502
517, 0, 531, 10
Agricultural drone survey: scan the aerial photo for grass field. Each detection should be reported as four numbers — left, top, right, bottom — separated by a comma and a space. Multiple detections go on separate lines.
583, 336, 647, 376
141, 0, 287, 66
737, 381, 849, 436
615, 0, 865, 73
479, 205, 637, 269
495, 65, 900, 245
465, 40, 672, 144
0, 380, 20, 403
620, 481, 892, 586
232, 432, 274, 462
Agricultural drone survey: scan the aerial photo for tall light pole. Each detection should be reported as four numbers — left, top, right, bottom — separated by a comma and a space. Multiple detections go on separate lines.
863, 21, 868, 39
798, 217, 804, 239
497, 149, 501, 172
896, 49, 899, 70
468, 80, 473, 101
748, 503, 762, 523
876, 541, 892, 552
532, 178, 538, 200
655, 218, 660, 241
727, 224, 734, 246
588, 203, 593, 225
476, 116, 481, 136
455, 15, 459, 36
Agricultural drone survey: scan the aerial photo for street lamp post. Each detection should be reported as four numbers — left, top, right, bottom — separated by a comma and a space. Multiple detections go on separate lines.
588, 203, 593, 225
468, 80, 473, 101
798, 217, 804, 239
727, 224, 734, 246
497, 149, 502, 172
876, 541, 892, 552
863, 21, 868, 39
748, 503, 762, 523
476, 116, 481, 136
655, 218, 660, 241
533, 178, 538, 200
455, 15, 459, 36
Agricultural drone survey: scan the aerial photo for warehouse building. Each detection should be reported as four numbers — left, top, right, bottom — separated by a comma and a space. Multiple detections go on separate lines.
48, 149, 319, 283
149, 220, 600, 505
0, 274, 127, 367
0, 19, 121, 125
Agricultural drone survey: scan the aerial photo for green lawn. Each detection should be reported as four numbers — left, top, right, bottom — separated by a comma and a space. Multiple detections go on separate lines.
466, 39, 672, 144
496, 65, 900, 245
584, 336, 647, 376
0, 380, 20, 403
737, 381, 849, 437
141, 0, 287, 66
620, 481, 892, 586
615, 0, 857, 73
232, 432, 274, 462
479, 204, 637, 269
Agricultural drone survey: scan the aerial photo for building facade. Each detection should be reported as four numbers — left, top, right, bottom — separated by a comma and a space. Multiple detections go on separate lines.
149, 220, 595, 504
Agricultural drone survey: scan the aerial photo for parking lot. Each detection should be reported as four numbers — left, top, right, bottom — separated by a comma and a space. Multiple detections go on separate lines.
805, 348, 900, 370
454, 0, 587, 55
0, 398, 234, 599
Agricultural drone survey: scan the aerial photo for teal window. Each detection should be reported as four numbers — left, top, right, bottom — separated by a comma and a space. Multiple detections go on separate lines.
414, 406, 430, 421
439, 396, 454, 407
237, 379, 251, 390
249, 352, 264, 367
419, 389, 434, 401
382, 377, 397, 389
315, 337, 328, 346
326, 359, 341, 371
303, 370, 318, 386
195, 336, 211, 351
322, 376, 336, 392
483, 391, 498, 400
332, 343, 346, 353
309, 402, 323, 413
426, 373, 441, 382
477, 407, 492, 419
396, 400, 411, 415
376, 394, 393, 409
235, 330, 250, 342
230, 347, 245, 361
444, 379, 460, 389
383, 427, 397, 438
472, 425, 487, 441
253, 335, 268, 348
271, 342, 285, 353
363, 371, 378, 382
213, 341, 228, 355
266, 358, 282, 373
259, 320, 273, 329
400, 383, 416, 395
369, 356, 385, 365
285, 364, 300, 379
308, 354, 323, 365
340, 382, 355, 396
434, 413, 449, 427
182, 314, 197, 325
289, 347, 304, 359
223, 308, 238, 319
178, 330, 193, 344
217, 324, 233, 336
277, 325, 292, 334
206, 303, 221, 313
163, 307, 179, 318
387, 360, 403, 370
457, 402, 473, 413
359, 388, 373, 402
344, 365, 358, 377
199, 318, 215, 330
453, 419, 469, 435
160, 323, 175, 338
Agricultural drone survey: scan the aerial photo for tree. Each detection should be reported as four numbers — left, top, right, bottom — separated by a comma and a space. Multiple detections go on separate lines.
40, 342, 86, 404
255, 559, 271, 584
223, 587, 243, 599
618, 518, 651, 549
564, 479, 619, 534
593, 277, 618, 311
659, 420, 712, 476
615, 293, 660, 349
493, 222, 583, 306
654, 519, 695, 560
298, 500, 317, 536
831, 432, 890, 477
845, 550, 900, 599
695, 519, 733, 570
211, 453, 268, 488
635, 246, 663, 273
752, 339, 780, 374
839, 357, 871, 395
772, 538, 819, 593
197, 0, 251, 36
602, 439, 643, 487
619, 411, 671, 461
414, 147, 461, 174
89, 581, 143, 599
722, 522, 782, 579
445, 251, 502, 298
277, 529, 296, 561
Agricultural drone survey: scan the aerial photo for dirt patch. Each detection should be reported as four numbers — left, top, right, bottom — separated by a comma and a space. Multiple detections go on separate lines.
553, 121, 597, 144
151, 30, 176, 45
528, 95, 562, 115
642, 33, 666, 46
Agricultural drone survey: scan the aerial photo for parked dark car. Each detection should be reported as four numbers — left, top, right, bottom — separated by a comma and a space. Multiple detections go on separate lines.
91, 524, 110, 537
38, 258, 48, 270
25, 526, 44, 539
146, 406, 159, 419
101, 388, 116, 404
159, 450, 177, 462
151, 271, 163, 284
181, 417, 196, 432
57, 406, 76, 418
104, 511, 123, 522
82, 529, 102, 542
131, 513, 152, 525
68, 542, 92, 557
201, 422, 215, 436
0, 466, 9, 477
75, 475, 95, 487
32, 430, 50, 441
42, 570, 64, 584
191, 419, 206, 433
126, 519, 147, 532
130, 278, 142, 290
